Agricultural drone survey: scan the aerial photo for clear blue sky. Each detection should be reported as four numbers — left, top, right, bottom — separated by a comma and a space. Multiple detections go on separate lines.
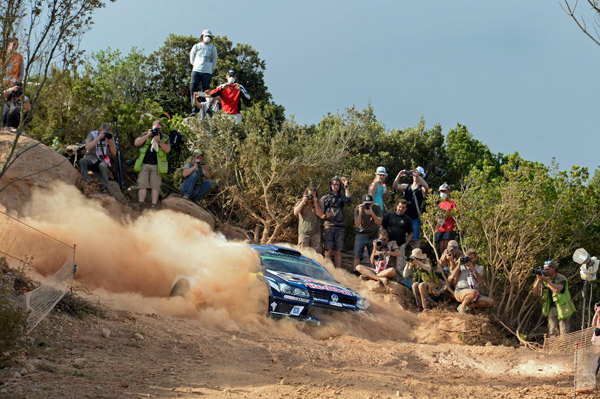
80, 0, 600, 174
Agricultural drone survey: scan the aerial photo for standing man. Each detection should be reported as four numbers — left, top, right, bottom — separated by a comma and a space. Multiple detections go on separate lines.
353, 194, 382, 269
206, 69, 250, 124
392, 166, 429, 248
532, 260, 575, 337
322, 176, 351, 269
368, 166, 389, 210
2, 37, 24, 86
381, 199, 413, 275
134, 120, 171, 209
79, 123, 116, 194
435, 183, 457, 254
189, 29, 218, 115
180, 151, 212, 205
293, 186, 324, 252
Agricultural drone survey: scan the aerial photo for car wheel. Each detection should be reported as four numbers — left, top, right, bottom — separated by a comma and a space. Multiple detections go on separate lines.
169, 278, 191, 298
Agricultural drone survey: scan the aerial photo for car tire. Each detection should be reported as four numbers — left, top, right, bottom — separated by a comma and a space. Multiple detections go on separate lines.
169, 278, 191, 298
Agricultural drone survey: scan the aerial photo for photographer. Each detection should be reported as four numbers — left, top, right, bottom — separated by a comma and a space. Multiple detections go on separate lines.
438, 240, 462, 278
134, 120, 171, 210
402, 248, 438, 311
79, 123, 116, 194
353, 194, 382, 269
322, 176, 351, 269
450, 249, 494, 314
180, 151, 212, 205
2, 83, 30, 129
532, 260, 574, 337
392, 167, 429, 248
293, 186, 324, 251
355, 229, 400, 282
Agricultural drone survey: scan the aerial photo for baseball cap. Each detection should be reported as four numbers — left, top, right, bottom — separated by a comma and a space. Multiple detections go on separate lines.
362, 194, 374, 203
201, 29, 212, 37
375, 166, 388, 176
227, 69, 236, 76
193, 151, 204, 157
416, 166, 426, 177
439, 183, 451, 192
543, 260, 556, 269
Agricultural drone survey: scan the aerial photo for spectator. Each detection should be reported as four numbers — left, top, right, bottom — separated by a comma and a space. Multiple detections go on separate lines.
381, 199, 413, 277
368, 166, 389, 210
356, 229, 401, 281
189, 29, 218, 114
353, 194, 382, 269
134, 120, 171, 209
403, 248, 440, 311
322, 176, 351, 269
532, 260, 575, 337
2, 83, 30, 129
79, 123, 116, 194
2, 37, 24, 86
180, 151, 212, 205
194, 95, 221, 120
438, 239, 462, 278
450, 249, 494, 314
294, 186, 324, 252
592, 302, 600, 327
435, 183, 457, 254
206, 69, 250, 124
392, 166, 429, 248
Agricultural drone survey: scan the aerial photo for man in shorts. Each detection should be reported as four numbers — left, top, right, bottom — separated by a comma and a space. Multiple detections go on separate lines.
134, 120, 171, 209
321, 176, 351, 268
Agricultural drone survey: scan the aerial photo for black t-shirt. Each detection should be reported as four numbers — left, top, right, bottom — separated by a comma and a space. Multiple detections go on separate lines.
141, 134, 170, 165
404, 185, 424, 220
381, 212, 413, 246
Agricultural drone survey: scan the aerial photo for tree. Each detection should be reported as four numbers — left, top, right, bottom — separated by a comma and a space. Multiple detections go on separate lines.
562, 0, 600, 47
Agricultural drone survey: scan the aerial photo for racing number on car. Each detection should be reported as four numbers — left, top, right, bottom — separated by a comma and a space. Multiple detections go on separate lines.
290, 306, 304, 316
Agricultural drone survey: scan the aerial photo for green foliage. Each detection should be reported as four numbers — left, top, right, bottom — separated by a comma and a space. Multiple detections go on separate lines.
0, 259, 28, 363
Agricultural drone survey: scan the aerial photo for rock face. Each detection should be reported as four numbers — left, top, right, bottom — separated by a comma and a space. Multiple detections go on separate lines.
0, 132, 81, 213
161, 194, 215, 230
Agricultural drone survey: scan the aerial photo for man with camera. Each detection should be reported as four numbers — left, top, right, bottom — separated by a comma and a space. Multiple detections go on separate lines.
402, 248, 438, 311
356, 229, 401, 281
2, 83, 30, 130
532, 260, 573, 337
392, 167, 429, 248
438, 240, 462, 278
449, 249, 494, 314
322, 176, 351, 269
79, 123, 116, 194
352, 194, 382, 269
134, 120, 171, 209
180, 151, 212, 205
381, 199, 413, 275
294, 186, 324, 251
189, 29, 218, 115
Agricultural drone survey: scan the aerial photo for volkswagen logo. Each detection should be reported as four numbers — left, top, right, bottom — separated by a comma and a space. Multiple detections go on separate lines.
330, 294, 339, 302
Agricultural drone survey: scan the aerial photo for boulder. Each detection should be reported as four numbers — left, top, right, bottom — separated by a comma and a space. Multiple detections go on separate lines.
0, 132, 81, 213
217, 223, 251, 241
161, 194, 215, 230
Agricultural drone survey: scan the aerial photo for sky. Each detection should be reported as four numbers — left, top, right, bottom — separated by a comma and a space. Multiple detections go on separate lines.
79, 0, 600, 174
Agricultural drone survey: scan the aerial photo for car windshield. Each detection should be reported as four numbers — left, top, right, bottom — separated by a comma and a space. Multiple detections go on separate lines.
260, 255, 337, 283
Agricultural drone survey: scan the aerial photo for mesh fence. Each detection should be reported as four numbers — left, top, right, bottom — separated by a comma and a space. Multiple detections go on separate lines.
544, 327, 597, 354
574, 342, 600, 393
0, 209, 76, 333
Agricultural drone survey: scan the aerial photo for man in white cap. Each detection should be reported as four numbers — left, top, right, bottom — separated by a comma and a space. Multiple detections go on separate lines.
392, 166, 429, 248
189, 29, 218, 114
368, 166, 389, 210
435, 183, 457, 253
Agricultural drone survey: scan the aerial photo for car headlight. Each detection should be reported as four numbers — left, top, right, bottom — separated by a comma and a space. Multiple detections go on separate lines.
279, 283, 310, 298
356, 297, 370, 310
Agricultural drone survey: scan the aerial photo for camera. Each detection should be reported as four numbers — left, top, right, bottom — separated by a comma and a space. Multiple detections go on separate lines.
196, 161, 205, 167
373, 254, 380, 261
364, 203, 371, 210
152, 127, 160, 136
375, 239, 385, 248
103, 132, 113, 140
531, 267, 547, 277
306, 193, 314, 201
405, 170, 413, 176
407, 256, 414, 262
459, 256, 471, 265
446, 248, 454, 256
14, 87, 23, 96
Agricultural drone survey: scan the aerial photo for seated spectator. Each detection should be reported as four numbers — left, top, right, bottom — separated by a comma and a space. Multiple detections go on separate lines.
449, 249, 494, 313
205, 69, 250, 124
403, 248, 441, 312
355, 229, 401, 281
438, 239, 462, 278
79, 123, 116, 194
193, 94, 221, 120
180, 151, 212, 205
435, 183, 457, 253
2, 83, 30, 129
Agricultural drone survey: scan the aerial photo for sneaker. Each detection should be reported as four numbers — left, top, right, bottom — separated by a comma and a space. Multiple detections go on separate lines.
359, 275, 369, 281
182, 194, 190, 200
136, 202, 145, 211
193, 199, 203, 206
457, 304, 470, 314
100, 187, 109, 195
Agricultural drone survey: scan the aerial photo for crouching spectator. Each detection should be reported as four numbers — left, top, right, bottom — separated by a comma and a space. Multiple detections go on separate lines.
450, 249, 494, 313
180, 151, 212, 205
79, 123, 116, 194
356, 229, 401, 281
2, 83, 30, 129
403, 248, 441, 312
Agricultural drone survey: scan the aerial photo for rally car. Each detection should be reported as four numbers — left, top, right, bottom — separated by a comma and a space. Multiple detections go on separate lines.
169, 244, 369, 324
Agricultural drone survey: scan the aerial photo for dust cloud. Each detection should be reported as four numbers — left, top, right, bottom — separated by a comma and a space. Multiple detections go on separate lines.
16, 183, 416, 341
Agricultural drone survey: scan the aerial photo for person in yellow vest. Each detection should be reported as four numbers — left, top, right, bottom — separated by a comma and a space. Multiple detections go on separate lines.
532, 260, 575, 337
2, 37, 24, 86
134, 120, 171, 209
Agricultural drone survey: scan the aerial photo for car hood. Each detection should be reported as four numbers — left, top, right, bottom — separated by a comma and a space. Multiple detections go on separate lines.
266, 270, 358, 298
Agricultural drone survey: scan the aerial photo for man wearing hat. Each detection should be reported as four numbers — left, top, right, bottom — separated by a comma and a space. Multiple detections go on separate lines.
403, 248, 438, 311
205, 69, 250, 124
532, 260, 574, 336
189, 29, 218, 114
134, 120, 171, 209
392, 166, 429, 248
180, 151, 212, 205
435, 183, 457, 254
368, 166, 389, 210
352, 194, 382, 269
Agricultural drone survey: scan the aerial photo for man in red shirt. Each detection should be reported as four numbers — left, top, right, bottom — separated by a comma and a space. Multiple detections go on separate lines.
206, 69, 250, 124
435, 183, 457, 253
